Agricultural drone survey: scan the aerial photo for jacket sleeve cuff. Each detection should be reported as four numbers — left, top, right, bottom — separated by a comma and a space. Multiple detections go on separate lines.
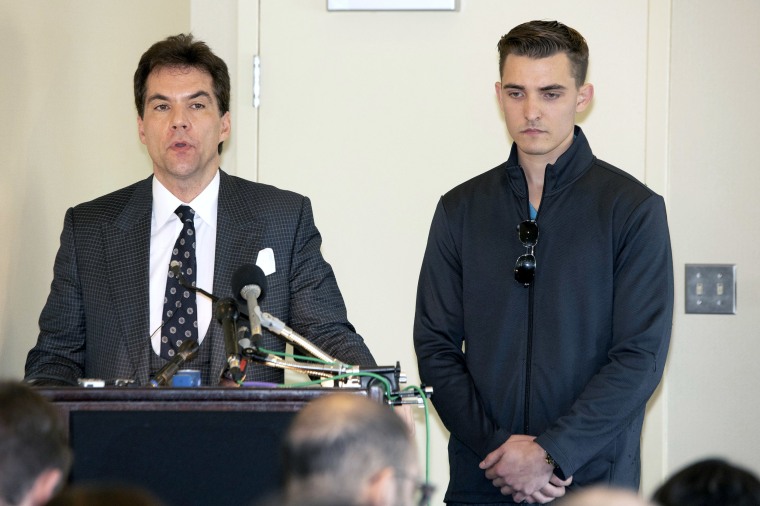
534, 434, 569, 480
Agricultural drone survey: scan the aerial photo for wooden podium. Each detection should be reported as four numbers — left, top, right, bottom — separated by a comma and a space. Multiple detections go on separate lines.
39, 387, 369, 506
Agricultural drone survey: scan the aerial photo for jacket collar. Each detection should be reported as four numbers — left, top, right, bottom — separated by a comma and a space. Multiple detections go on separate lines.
505, 126, 596, 198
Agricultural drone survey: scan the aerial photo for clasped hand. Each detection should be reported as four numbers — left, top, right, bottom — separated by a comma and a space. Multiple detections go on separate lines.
479, 435, 573, 504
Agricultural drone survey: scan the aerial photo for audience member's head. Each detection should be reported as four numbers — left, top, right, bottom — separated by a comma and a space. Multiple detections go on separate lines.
652, 457, 760, 506
47, 484, 166, 506
0, 381, 71, 506
556, 486, 652, 506
282, 394, 424, 506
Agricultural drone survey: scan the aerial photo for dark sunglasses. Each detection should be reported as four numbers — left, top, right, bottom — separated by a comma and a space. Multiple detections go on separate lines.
514, 220, 539, 286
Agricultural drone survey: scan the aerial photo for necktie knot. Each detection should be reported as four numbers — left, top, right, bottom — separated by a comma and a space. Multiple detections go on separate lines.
175, 205, 195, 224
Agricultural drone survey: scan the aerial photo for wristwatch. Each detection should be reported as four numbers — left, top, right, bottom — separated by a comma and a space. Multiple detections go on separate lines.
545, 451, 559, 469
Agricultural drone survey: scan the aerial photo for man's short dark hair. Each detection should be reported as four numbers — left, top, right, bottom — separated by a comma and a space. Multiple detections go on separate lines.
497, 20, 589, 87
133, 33, 230, 118
0, 381, 71, 506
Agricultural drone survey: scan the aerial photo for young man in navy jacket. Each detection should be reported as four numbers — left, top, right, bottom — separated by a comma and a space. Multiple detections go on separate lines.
414, 20, 673, 505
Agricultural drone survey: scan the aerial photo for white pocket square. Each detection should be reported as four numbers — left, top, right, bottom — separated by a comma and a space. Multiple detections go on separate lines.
256, 248, 276, 276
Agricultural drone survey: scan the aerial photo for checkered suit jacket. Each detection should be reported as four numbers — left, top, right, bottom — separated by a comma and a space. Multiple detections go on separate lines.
25, 170, 376, 386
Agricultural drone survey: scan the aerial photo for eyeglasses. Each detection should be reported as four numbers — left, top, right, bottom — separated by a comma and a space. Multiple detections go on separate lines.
394, 470, 436, 506
514, 220, 539, 286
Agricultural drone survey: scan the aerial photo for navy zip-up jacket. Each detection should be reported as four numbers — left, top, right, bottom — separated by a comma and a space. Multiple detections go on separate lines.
414, 126, 673, 504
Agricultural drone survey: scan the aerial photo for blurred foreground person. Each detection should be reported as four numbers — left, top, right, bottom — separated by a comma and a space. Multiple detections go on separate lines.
556, 486, 652, 506
652, 458, 760, 506
281, 394, 430, 506
0, 381, 71, 506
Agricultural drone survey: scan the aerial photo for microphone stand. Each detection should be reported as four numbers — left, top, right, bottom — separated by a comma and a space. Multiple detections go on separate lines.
238, 312, 427, 405
175, 274, 432, 404
150, 339, 200, 387
257, 308, 342, 365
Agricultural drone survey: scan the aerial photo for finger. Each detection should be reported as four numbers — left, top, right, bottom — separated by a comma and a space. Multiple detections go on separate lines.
489, 477, 506, 488
527, 491, 549, 504
479, 449, 503, 469
549, 474, 573, 487
538, 483, 566, 500
500, 485, 515, 496
484, 462, 507, 481
484, 467, 499, 480
512, 492, 527, 502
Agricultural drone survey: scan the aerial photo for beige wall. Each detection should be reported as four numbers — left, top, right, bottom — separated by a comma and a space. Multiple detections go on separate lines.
667, 0, 760, 474
0, 0, 189, 378
252, 2, 654, 503
1, 0, 759, 504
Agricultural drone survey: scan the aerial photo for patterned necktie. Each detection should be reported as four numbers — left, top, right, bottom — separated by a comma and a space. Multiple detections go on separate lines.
160, 205, 198, 360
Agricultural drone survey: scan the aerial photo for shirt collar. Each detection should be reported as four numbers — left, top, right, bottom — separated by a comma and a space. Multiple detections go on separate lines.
152, 171, 220, 230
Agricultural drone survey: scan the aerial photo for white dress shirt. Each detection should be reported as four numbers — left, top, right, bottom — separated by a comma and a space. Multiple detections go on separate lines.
148, 172, 219, 355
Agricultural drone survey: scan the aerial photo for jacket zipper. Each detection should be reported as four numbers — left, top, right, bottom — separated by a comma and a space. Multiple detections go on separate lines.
524, 284, 534, 434
518, 164, 547, 435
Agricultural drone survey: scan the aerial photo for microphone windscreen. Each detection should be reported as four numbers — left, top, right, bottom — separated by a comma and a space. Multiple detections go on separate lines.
231, 264, 268, 303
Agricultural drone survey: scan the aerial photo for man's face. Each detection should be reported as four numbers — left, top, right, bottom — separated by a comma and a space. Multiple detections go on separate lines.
495, 52, 592, 166
138, 66, 230, 192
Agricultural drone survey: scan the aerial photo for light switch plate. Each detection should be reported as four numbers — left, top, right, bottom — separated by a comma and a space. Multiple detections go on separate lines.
685, 264, 736, 314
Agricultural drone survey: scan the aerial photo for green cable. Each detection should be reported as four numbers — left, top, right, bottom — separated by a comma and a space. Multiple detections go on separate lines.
404, 385, 431, 489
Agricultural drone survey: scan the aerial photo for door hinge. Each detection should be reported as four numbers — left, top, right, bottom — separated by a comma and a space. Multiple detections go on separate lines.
253, 55, 261, 108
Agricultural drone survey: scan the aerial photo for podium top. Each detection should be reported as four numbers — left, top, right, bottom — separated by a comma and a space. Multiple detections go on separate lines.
38, 386, 367, 408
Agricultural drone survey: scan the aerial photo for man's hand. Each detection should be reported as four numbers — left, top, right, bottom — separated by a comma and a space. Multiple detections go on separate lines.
479, 435, 555, 500
521, 474, 573, 504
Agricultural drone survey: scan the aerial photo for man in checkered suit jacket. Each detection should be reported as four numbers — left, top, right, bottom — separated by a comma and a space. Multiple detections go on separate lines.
24, 34, 375, 387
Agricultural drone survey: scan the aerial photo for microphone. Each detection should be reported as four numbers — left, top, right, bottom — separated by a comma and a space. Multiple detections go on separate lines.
231, 264, 268, 344
170, 260, 218, 303
231, 265, 339, 364
214, 297, 245, 383
150, 339, 200, 387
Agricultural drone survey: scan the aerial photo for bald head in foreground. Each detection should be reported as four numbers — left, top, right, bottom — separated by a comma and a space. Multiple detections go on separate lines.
556, 486, 652, 506
281, 394, 425, 506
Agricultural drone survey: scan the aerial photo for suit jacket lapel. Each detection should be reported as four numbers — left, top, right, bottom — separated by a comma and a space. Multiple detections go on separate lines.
103, 176, 153, 384
209, 171, 265, 381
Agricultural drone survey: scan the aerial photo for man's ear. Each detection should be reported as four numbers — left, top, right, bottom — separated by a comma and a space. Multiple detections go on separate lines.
362, 466, 396, 506
576, 83, 594, 113
495, 81, 505, 107
137, 114, 147, 145
27, 468, 63, 506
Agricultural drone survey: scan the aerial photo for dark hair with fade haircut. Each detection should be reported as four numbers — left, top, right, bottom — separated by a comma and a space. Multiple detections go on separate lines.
0, 381, 72, 506
497, 20, 589, 88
